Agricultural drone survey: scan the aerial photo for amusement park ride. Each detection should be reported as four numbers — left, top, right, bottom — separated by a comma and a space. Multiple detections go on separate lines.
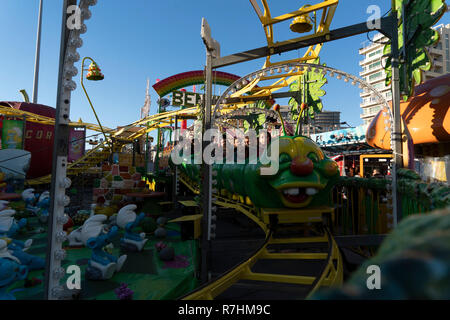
0, 0, 449, 301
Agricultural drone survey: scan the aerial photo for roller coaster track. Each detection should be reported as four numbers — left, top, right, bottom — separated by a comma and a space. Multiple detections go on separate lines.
24, 106, 199, 185
219, 0, 339, 109
178, 173, 343, 300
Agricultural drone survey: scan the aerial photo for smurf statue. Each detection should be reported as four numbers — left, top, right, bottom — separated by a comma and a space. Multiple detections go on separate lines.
116, 204, 148, 252
21, 189, 49, 223
0, 201, 9, 211
0, 209, 44, 271
22, 188, 39, 210
0, 239, 28, 300
36, 191, 50, 223
81, 214, 127, 280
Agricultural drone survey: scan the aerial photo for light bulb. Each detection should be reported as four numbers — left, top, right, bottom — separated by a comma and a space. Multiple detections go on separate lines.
53, 267, 66, 280
52, 286, 65, 299
66, 50, 80, 63
60, 177, 72, 189
57, 214, 69, 225
58, 195, 71, 207
63, 80, 77, 92
56, 231, 67, 242
77, 24, 87, 35
54, 249, 67, 261
81, 8, 92, 20
64, 65, 78, 78
69, 37, 83, 49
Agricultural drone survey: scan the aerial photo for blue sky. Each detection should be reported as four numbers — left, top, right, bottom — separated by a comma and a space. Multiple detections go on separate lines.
0, 0, 449, 140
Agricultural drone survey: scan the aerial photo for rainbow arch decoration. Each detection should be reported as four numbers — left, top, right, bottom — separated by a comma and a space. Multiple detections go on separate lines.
152, 70, 241, 97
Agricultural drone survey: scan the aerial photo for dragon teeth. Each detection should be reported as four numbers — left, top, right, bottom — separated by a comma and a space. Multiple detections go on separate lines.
306, 188, 318, 196
283, 188, 300, 196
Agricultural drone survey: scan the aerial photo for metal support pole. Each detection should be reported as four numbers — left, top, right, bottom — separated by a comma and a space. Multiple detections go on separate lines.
200, 17, 218, 284
45, 0, 77, 300
154, 100, 162, 174
200, 50, 213, 284
389, 14, 403, 226
32, 0, 43, 103
172, 115, 179, 204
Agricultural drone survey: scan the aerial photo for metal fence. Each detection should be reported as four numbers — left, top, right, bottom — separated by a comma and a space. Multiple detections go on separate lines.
332, 169, 450, 237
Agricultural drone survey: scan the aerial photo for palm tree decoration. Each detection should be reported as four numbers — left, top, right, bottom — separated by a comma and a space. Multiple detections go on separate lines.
384, 0, 447, 101
288, 58, 327, 135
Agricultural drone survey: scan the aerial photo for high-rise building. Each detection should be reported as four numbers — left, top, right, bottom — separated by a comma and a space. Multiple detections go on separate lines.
359, 23, 450, 126
279, 105, 341, 134
314, 111, 341, 133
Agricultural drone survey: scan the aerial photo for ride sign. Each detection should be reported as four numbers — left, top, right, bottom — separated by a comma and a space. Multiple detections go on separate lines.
171, 90, 219, 108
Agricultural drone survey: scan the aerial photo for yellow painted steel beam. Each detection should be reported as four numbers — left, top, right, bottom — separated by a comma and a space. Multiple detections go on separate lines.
269, 236, 328, 244
242, 271, 316, 285
360, 154, 393, 177
260, 251, 328, 260
0, 105, 114, 132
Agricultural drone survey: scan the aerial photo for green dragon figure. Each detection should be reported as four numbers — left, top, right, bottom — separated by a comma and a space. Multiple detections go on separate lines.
176, 134, 340, 210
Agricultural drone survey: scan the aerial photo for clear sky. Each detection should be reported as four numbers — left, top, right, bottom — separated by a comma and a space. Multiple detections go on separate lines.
0, 0, 449, 139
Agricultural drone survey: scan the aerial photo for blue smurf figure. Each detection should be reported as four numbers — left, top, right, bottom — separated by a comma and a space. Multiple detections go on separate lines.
22, 188, 40, 214
81, 214, 127, 280
0, 239, 28, 300
36, 191, 50, 222
0, 209, 44, 271
116, 204, 148, 252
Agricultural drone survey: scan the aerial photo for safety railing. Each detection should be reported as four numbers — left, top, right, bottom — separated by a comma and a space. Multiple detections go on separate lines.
332, 169, 450, 236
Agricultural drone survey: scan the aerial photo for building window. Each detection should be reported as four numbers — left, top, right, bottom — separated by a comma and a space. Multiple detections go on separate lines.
372, 82, 384, 90
368, 49, 382, 58
369, 72, 382, 81
369, 61, 381, 70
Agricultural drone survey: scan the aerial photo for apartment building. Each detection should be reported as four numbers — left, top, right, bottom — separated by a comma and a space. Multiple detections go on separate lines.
359, 23, 450, 126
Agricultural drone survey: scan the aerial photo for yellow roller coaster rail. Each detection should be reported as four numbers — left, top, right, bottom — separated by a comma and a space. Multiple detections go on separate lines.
178, 173, 343, 300
22, 106, 198, 185
0, 104, 114, 133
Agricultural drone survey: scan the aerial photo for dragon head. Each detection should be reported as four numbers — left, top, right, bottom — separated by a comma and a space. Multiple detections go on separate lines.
253, 135, 340, 209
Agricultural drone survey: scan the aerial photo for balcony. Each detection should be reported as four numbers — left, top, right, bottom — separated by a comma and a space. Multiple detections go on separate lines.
433, 59, 444, 66
428, 46, 444, 54
360, 100, 380, 108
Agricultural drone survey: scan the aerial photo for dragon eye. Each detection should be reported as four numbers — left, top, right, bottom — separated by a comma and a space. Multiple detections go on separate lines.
308, 152, 319, 163
280, 153, 291, 163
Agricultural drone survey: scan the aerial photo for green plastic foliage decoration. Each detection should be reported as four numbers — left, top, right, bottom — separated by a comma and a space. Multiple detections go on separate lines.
288, 58, 327, 120
384, 0, 447, 101
243, 99, 272, 133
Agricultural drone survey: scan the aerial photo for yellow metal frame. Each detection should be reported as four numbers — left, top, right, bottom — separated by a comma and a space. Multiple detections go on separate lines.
169, 214, 203, 239
220, 0, 339, 114
359, 154, 393, 177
